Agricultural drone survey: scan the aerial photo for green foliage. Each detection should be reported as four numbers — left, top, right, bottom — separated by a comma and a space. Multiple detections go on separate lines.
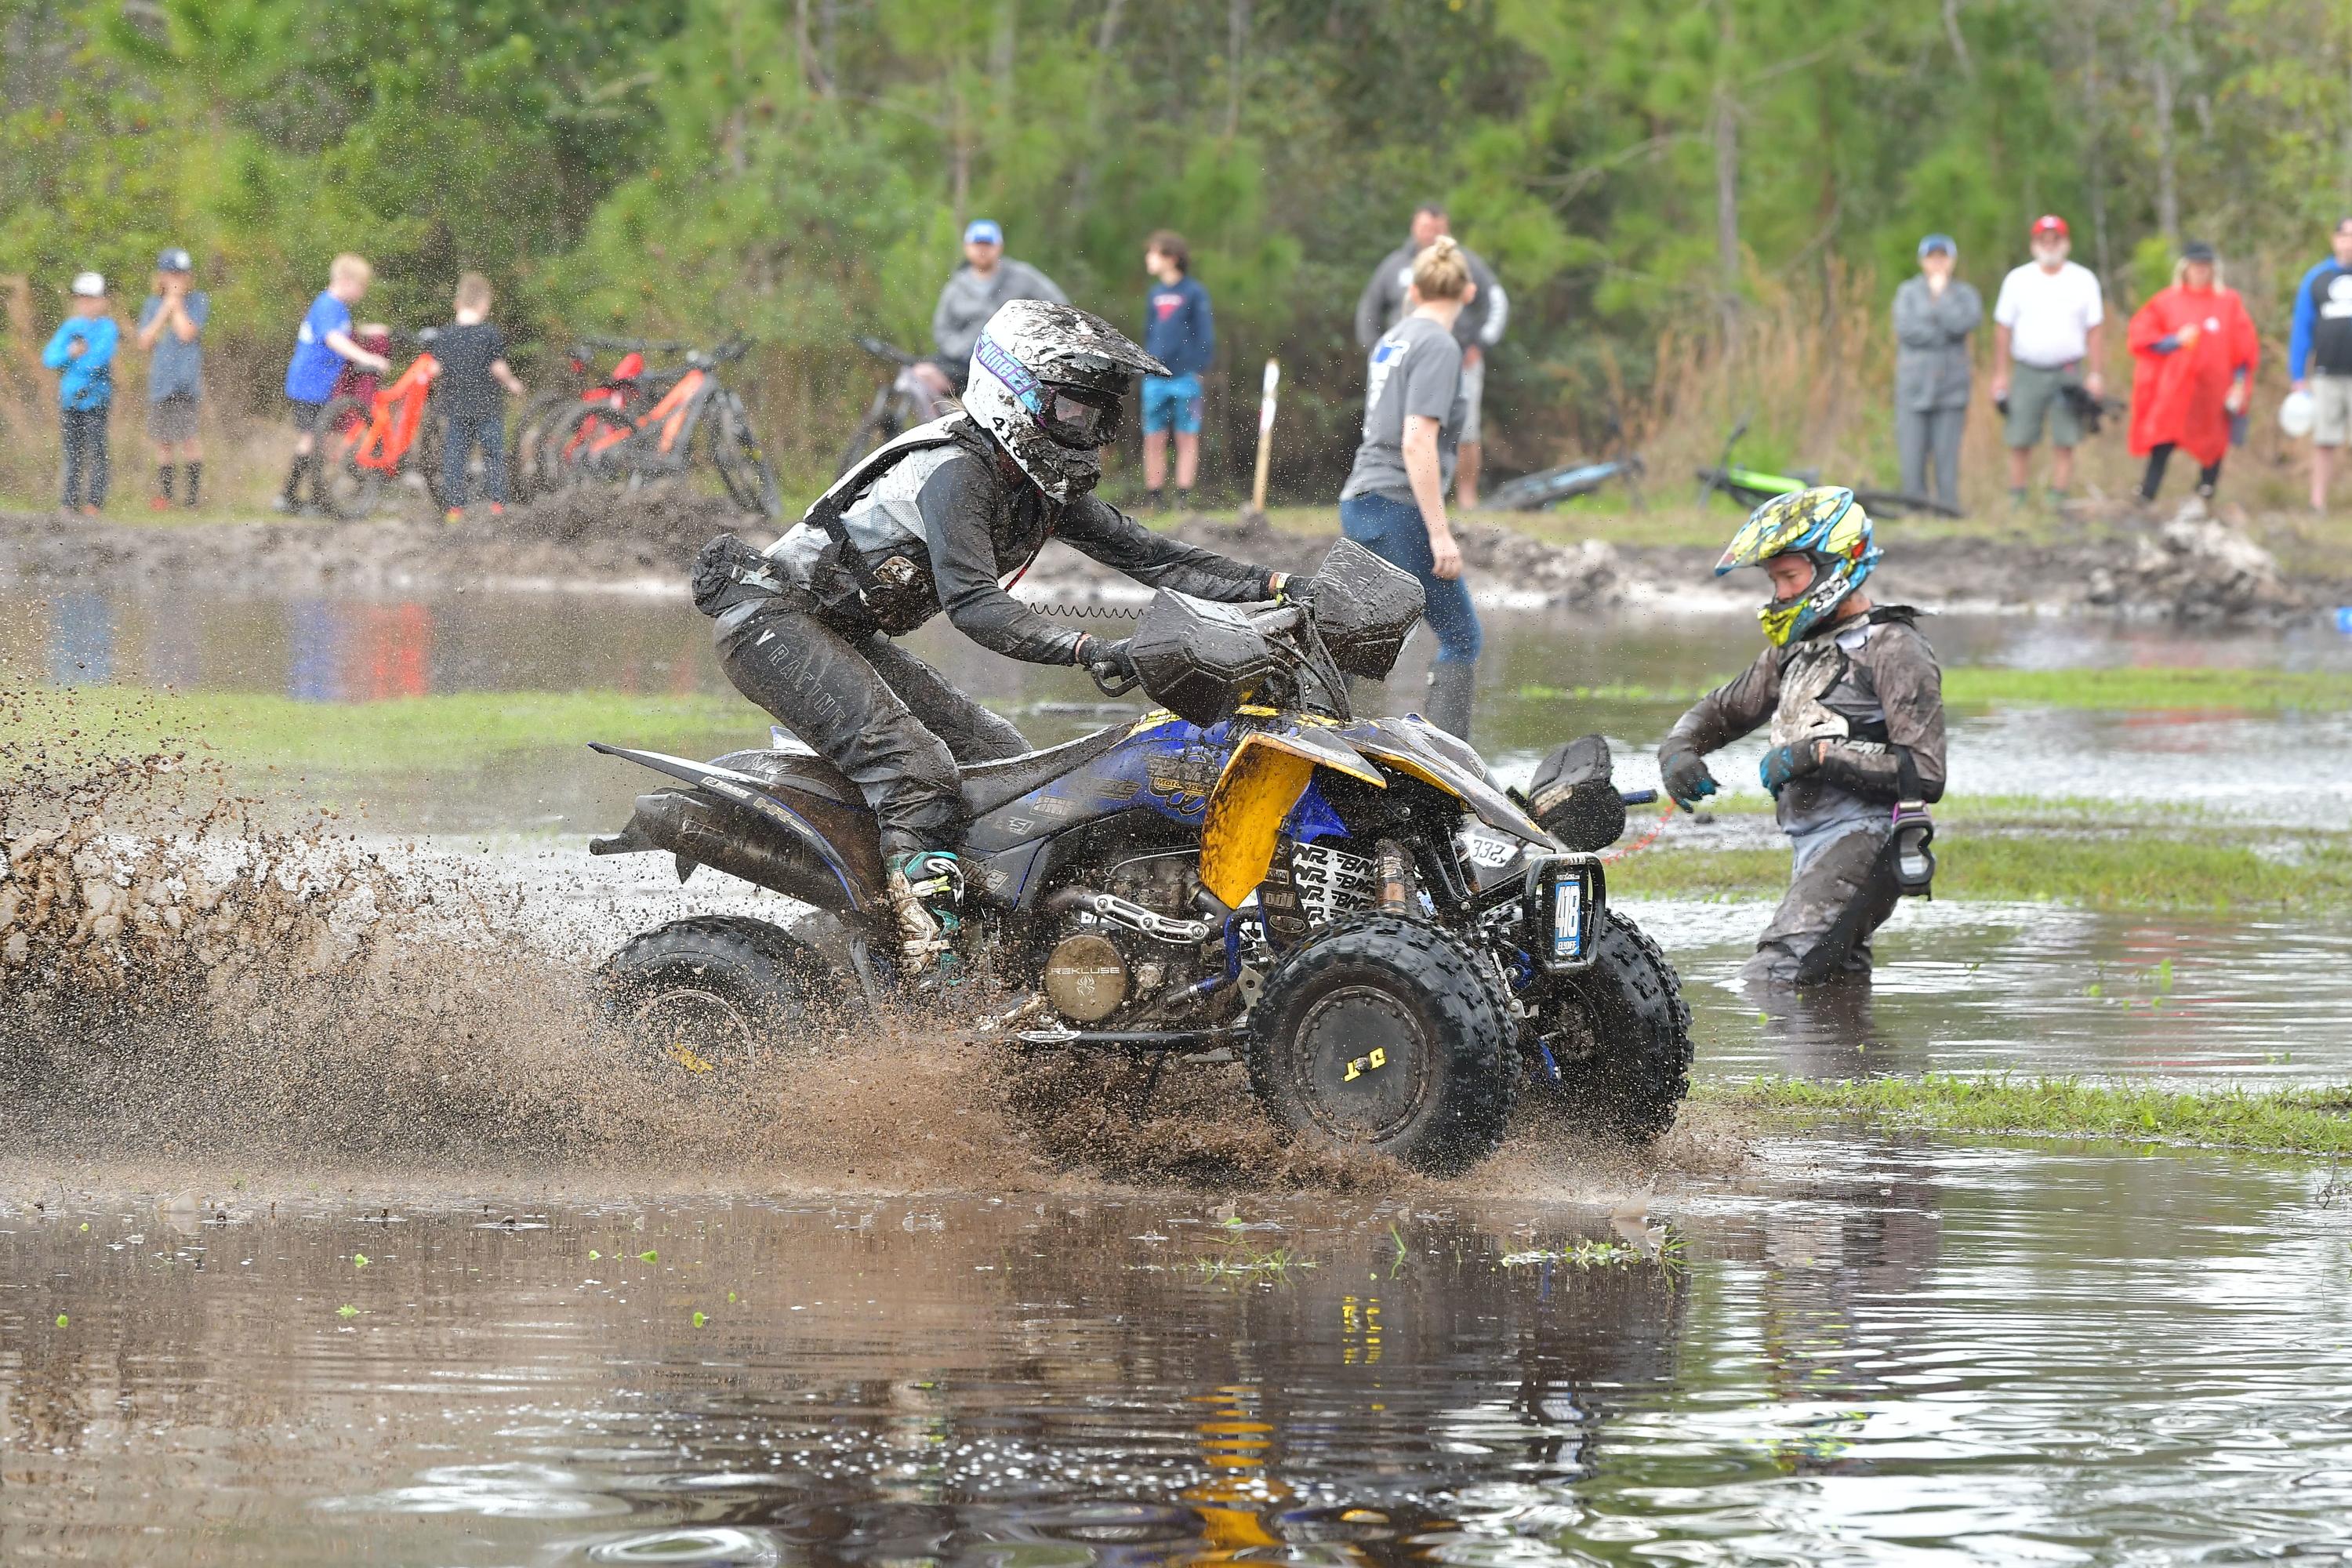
4, 0, 2350, 485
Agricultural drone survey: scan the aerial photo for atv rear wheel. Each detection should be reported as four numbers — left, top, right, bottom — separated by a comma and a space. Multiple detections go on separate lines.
596, 916, 828, 1086
1246, 915, 1514, 1175
1523, 910, 1693, 1143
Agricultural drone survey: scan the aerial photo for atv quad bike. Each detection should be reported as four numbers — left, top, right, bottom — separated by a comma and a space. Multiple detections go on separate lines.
587, 540, 1690, 1174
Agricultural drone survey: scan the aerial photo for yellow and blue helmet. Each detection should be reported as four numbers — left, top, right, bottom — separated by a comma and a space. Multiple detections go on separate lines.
1715, 486, 1881, 646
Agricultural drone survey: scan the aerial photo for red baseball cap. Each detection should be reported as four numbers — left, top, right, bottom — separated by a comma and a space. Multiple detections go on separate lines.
2031, 214, 2070, 240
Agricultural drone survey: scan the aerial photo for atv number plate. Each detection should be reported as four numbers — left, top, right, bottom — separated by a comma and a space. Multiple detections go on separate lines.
1551, 877, 1584, 963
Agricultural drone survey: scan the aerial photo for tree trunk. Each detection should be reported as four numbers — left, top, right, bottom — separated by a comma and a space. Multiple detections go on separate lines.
795, 0, 831, 97
1711, 0, 1741, 342
1942, 0, 1975, 78
1226, 0, 1253, 140
2147, 0, 2180, 245
1070, 0, 1128, 209
2083, 1, 2112, 287
991, 0, 1018, 108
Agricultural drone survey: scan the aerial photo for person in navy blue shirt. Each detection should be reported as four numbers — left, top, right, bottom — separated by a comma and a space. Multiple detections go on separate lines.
2288, 217, 2352, 514
41, 271, 120, 516
278, 253, 390, 515
1139, 230, 1214, 511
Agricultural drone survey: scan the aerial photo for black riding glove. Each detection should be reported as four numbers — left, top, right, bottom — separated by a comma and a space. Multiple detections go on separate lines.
1076, 633, 1138, 684
1659, 749, 1720, 811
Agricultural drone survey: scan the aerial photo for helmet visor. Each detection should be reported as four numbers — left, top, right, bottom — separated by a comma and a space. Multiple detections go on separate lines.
1040, 386, 1120, 448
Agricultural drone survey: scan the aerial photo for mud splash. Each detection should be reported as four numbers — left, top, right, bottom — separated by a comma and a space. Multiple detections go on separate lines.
2, 687, 1721, 1197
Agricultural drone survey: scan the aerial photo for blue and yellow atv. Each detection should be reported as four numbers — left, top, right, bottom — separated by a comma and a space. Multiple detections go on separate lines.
586, 542, 1690, 1174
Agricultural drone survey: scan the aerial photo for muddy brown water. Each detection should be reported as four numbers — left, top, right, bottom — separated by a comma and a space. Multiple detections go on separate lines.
5, 1141, 2351, 1564
10, 585, 2352, 1084
9, 587, 2352, 1561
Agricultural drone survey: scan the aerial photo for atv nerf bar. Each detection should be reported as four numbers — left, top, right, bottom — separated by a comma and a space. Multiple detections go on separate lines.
1012, 1024, 1246, 1054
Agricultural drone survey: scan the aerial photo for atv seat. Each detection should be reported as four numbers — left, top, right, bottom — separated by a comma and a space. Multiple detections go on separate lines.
957, 724, 1130, 818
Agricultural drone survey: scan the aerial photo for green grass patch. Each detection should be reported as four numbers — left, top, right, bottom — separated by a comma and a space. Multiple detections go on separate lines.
1704, 1073, 2352, 1156
9, 685, 761, 775
1520, 666, 2352, 714
1610, 831, 2352, 913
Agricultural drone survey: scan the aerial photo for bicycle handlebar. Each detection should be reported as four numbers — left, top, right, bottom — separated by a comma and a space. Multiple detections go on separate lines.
578, 334, 693, 355
855, 336, 921, 366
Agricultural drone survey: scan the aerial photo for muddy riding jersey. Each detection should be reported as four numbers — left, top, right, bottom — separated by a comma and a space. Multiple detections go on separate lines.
742, 417, 1275, 665
1664, 607, 1947, 838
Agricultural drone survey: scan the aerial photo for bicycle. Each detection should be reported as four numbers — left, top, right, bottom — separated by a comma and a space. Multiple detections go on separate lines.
1693, 420, 1962, 518
839, 336, 958, 475
512, 335, 688, 502
318, 328, 448, 521
558, 337, 779, 517
1483, 419, 1647, 512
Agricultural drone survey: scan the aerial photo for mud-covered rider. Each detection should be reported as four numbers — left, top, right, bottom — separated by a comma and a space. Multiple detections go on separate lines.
692, 299, 1286, 981
1654, 488, 1947, 986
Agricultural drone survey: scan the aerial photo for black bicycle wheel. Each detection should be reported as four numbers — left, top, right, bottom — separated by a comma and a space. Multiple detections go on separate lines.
509, 389, 577, 502
711, 393, 780, 517
318, 397, 381, 521
413, 397, 448, 510
1849, 487, 1963, 520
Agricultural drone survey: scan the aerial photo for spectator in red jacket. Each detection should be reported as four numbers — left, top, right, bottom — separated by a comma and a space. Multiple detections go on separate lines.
2127, 241, 2257, 505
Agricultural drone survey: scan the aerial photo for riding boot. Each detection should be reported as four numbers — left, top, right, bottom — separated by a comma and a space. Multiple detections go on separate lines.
1424, 659, 1478, 744
885, 849, 960, 986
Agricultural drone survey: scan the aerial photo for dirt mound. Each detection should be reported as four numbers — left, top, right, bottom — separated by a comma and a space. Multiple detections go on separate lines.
2083, 507, 2305, 622
0, 482, 768, 597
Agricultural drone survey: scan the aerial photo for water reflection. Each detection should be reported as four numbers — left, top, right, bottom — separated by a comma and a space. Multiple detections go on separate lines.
3, 1157, 2349, 1565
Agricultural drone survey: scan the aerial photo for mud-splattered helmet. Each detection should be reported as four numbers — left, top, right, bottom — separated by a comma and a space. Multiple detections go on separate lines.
963, 299, 1166, 503
1715, 486, 1881, 646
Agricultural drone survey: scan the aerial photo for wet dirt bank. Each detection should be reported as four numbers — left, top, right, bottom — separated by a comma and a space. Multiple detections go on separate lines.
0, 490, 2328, 623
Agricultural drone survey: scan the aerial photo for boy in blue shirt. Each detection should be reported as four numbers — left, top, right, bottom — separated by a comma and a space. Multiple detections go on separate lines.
1140, 230, 1214, 511
41, 271, 119, 516
278, 253, 391, 514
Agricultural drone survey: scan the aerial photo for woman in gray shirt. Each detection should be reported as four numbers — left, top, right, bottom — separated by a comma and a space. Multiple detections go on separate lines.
1890, 234, 1981, 512
1338, 236, 1480, 739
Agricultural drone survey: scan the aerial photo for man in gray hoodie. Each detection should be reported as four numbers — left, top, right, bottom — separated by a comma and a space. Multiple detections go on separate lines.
920, 220, 1067, 399
1890, 234, 1982, 512
1354, 205, 1506, 507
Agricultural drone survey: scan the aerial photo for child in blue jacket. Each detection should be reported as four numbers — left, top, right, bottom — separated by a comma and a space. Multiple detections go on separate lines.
1140, 230, 1214, 511
42, 272, 120, 515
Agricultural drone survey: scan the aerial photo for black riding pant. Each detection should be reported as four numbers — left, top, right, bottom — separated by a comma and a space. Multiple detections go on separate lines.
1740, 822, 1902, 987
719, 603, 1029, 855
2140, 443, 2222, 501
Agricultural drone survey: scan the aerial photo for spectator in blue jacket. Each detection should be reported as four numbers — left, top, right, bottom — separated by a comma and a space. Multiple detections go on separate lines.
2288, 216, 2352, 514
1139, 230, 1214, 512
41, 271, 120, 516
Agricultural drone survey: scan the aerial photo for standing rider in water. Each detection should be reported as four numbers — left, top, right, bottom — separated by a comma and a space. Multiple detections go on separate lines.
694, 300, 1286, 982
1654, 488, 1947, 985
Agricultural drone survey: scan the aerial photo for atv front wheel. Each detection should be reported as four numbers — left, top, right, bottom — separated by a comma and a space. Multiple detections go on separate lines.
1246, 915, 1514, 1175
1523, 910, 1693, 1142
595, 916, 828, 1085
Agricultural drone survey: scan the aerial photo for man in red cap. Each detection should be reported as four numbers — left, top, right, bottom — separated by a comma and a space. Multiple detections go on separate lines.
1990, 215, 2107, 507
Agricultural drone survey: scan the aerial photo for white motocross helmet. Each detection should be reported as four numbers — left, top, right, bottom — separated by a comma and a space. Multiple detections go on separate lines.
963, 299, 1166, 503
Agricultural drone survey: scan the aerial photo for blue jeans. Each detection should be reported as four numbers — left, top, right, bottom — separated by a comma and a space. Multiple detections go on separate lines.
443, 412, 506, 508
1338, 492, 1481, 663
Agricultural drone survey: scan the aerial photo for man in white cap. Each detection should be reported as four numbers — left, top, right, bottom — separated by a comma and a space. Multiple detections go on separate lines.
136, 248, 209, 509
40, 272, 119, 517
918, 220, 1066, 402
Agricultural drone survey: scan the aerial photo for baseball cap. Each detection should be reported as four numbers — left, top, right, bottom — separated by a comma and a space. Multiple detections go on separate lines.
1917, 233, 1956, 259
2030, 214, 2070, 240
2180, 239, 2217, 263
157, 248, 192, 273
964, 219, 1004, 246
70, 271, 105, 298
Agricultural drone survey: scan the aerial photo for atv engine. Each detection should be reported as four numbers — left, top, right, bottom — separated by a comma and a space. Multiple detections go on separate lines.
1040, 853, 1218, 1026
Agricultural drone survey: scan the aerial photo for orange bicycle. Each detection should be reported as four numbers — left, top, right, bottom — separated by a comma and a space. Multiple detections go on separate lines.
558, 336, 778, 517
319, 328, 448, 521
